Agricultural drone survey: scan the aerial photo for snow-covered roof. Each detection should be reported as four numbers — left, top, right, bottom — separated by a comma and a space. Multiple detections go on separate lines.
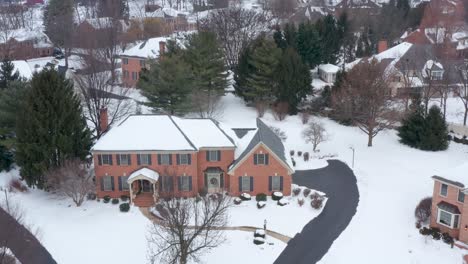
127, 167, 159, 183
85, 17, 113, 29
120, 36, 168, 58
92, 115, 236, 152
318, 63, 340, 73
433, 162, 468, 189
374, 42, 412, 61
12, 60, 33, 79
422, 60, 443, 77
0, 28, 52, 47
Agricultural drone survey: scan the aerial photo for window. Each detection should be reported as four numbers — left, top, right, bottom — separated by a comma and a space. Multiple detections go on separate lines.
207, 150, 220, 162
140, 60, 145, 67
118, 154, 131, 166
271, 176, 281, 191
138, 154, 151, 165
241, 176, 250, 192
159, 154, 171, 165
431, 71, 443, 80
100, 154, 113, 165
458, 190, 465, 203
178, 176, 191, 191
120, 176, 129, 191
437, 209, 460, 228
122, 58, 128, 64
178, 154, 190, 165
131, 72, 138, 80
103, 176, 113, 191
123, 70, 129, 79
161, 176, 173, 192
255, 153, 269, 165
440, 183, 448, 197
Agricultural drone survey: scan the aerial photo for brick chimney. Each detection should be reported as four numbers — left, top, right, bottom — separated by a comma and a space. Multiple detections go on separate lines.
159, 41, 166, 56
99, 108, 109, 134
378, 40, 388, 54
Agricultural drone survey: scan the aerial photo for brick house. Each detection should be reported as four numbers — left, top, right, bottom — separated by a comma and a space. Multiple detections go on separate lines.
120, 37, 167, 87
91, 114, 294, 206
0, 30, 53, 60
430, 163, 467, 242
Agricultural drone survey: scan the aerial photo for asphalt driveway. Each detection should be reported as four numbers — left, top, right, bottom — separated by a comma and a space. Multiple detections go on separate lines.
274, 160, 359, 264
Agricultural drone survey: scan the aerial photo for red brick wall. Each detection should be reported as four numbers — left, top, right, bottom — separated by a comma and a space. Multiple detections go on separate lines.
196, 149, 235, 193
229, 144, 292, 197
460, 198, 468, 243
430, 180, 465, 239
121, 56, 144, 87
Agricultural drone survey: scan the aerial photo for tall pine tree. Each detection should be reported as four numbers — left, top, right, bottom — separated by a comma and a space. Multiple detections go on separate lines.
16, 69, 92, 188
44, 0, 74, 66
0, 58, 20, 89
296, 22, 322, 68
419, 105, 449, 151
398, 98, 426, 148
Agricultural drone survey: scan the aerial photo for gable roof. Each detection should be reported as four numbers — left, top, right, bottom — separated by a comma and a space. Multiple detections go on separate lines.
228, 119, 293, 173
432, 162, 468, 189
120, 36, 168, 58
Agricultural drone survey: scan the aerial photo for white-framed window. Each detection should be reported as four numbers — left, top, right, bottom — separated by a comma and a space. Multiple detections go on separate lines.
139, 154, 151, 165
437, 209, 460, 228
119, 154, 130, 165
122, 58, 128, 64
431, 70, 443, 80
458, 190, 465, 203
103, 176, 113, 191
179, 176, 190, 191
101, 154, 113, 165
131, 72, 138, 80
256, 153, 269, 165
160, 154, 171, 165
179, 154, 189, 165
440, 183, 448, 197
241, 176, 250, 192
272, 176, 281, 191
208, 150, 219, 162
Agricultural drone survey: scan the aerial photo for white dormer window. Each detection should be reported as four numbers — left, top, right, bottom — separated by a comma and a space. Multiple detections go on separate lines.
431, 70, 443, 80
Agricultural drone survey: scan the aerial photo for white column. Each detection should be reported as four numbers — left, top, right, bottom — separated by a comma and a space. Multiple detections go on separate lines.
129, 181, 134, 205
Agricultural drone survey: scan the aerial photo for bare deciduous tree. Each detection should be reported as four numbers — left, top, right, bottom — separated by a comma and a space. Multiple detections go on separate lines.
45, 159, 94, 207
333, 59, 398, 147
302, 120, 328, 152
147, 194, 231, 264
457, 63, 468, 126
190, 90, 224, 120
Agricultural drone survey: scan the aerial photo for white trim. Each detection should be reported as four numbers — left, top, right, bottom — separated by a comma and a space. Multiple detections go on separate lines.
440, 183, 448, 197
458, 189, 465, 204
437, 208, 460, 229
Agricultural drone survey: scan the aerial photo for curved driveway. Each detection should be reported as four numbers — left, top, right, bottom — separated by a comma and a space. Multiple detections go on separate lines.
274, 160, 359, 264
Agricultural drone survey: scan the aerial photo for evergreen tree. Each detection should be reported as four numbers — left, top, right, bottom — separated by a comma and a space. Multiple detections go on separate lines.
316, 14, 340, 64
0, 58, 20, 89
15, 69, 92, 188
0, 80, 30, 147
296, 22, 322, 68
398, 98, 426, 148
273, 25, 287, 50
283, 23, 297, 49
0, 144, 13, 172
44, 0, 74, 49
274, 47, 312, 114
244, 36, 281, 103
420, 105, 449, 151
138, 55, 194, 115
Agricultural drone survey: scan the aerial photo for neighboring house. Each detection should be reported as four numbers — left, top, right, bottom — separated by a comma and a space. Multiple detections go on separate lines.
430, 163, 467, 243
75, 17, 129, 48
120, 37, 167, 87
91, 114, 294, 207
318, 63, 340, 83
0, 29, 53, 60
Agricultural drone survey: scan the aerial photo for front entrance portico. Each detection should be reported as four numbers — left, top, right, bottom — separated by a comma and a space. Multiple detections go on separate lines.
127, 168, 160, 206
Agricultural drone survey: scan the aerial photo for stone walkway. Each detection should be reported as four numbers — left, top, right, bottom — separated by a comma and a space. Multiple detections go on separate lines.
140, 207, 292, 243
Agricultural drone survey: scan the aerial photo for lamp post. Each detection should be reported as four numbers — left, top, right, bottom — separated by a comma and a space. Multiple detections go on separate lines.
349, 146, 355, 168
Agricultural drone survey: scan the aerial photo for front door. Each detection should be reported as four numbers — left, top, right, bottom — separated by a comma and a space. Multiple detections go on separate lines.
141, 180, 153, 193
206, 173, 220, 192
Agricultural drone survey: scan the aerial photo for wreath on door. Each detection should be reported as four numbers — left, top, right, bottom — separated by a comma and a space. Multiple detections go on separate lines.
210, 177, 218, 185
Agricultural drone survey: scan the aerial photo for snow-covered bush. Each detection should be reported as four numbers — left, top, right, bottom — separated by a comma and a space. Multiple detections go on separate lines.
297, 198, 305, 207
292, 158, 296, 167
415, 197, 432, 224
234, 197, 242, 205
256, 193, 267, 202
9, 179, 27, 192
272, 191, 283, 201
432, 230, 441, 240
240, 193, 251, 201
303, 152, 309, 161
298, 151, 302, 157
87, 193, 97, 200
300, 111, 310, 124
277, 198, 289, 206
254, 229, 265, 238
257, 201, 266, 209
311, 196, 324, 209
120, 195, 129, 202
303, 188, 311, 197
111, 198, 119, 205
119, 203, 130, 212
290, 150, 295, 156
253, 237, 265, 245
292, 188, 301, 196
442, 233, 454, 245
419, 227, 431, 236
103, 195, 111, 203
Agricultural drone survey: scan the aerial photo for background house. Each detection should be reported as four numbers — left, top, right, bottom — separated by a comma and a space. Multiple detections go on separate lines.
318, 63, 340, 83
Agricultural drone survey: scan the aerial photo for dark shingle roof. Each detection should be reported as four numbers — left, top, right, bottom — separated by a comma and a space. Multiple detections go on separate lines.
395, 44, 436, 72
230, 119, 292, 172
437, 201, 461, 214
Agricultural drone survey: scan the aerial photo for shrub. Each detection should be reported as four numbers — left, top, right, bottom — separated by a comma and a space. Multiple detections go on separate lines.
442, 233, 454, 244
87, 193, 97, 200
415, 197, 432, 224
311, 197, 324, 209
297, 198, 305, 207
432, 231, 441, 240
257, 201, 266, 209
310, 192, 321, 200
254, 229, 266, 238
240, 193, 252, 201
9, 179, 27, 192
256, 193, 267, 202
111, 198, 119, 204
298, 151, 302, 157
272, 191, 284, 201
292, 158, 296, 167
419, 227, 431, 236
195, 196, 202, 203
292, 188, 301, 196
303, 188, 311, 197
103, 195, 111, 203
199, 187, 208, 197
234, 197, 242, 205
120, 195, 129, 202
119, 203, 130, 212
415, 222, 421, 229
303, 152, 309, 161
253, 237, 265, 245
277, 198, 289, 206
301, 111, 310, 124
290, 150, 295, 156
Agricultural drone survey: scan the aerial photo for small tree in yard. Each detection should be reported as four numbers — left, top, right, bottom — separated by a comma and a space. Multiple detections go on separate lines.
302, 120, 328, 152
147, 194, 231, 264
457, 63, 468, 126
415, 197, 432, 225
419, 105, 448, 151
398, 96, 426, 148
0, 58, 19, 89
45, 159, 94, 207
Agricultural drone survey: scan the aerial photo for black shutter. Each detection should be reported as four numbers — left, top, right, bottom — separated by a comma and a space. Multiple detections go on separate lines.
169, 154, 172, 165
169, 176, 174, 192
100, 177, 104, 191
118, 176, 122, 191
148, 154, 152, 165
137, 154, 141, 165
110, 176, 115, 191
206, 151, 210, 161
98, 155, 102, 165
217, 150, 221, 161
159, 178, 163, 192
116, 154, 120, 165
204, 173, 208, 188
250, 176, 254, 192
157, 154, 161, 165
109, 155, 113, 165
189, 176, 193, 191
238, 177, 242, 192
188, 154, 191, 165
254, 154, 258, 165
127, 154, 131, 165
265, 154, 269, 165
177, 176, 182, 191
268, 176, 272, 192
280, 176, 284, 191
220, 173, 224, 188
176, 154, 180, 165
